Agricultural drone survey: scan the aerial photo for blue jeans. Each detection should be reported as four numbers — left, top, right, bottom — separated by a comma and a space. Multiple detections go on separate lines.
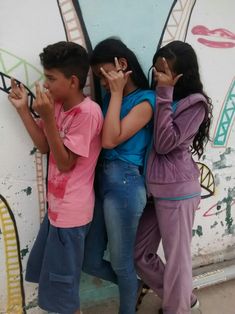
83, 159, 146, 314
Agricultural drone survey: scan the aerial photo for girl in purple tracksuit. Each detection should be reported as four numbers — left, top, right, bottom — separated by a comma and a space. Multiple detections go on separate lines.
134, 41, 213, 314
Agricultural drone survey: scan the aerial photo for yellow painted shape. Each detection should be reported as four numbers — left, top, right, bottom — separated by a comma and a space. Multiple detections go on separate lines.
0, 201, 24, 314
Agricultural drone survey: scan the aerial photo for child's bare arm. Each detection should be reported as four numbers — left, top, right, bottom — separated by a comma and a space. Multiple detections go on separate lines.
101, 58, 153, 148
43, 117, 77, 172
8, 79, 49, 153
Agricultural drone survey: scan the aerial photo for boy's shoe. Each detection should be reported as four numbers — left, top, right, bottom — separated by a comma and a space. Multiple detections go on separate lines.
158, 299, 200, 313
191, 299, 200, 311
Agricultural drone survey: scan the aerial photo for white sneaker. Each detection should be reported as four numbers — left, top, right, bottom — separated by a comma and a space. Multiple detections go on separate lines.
191, 299, 200, 312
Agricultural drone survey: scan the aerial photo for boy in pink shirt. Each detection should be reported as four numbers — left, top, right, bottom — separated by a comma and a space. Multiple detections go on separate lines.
8, 41, 103, 314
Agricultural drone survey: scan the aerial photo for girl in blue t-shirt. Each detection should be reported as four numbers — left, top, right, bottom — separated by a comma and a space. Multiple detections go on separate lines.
83, 38, 155, 314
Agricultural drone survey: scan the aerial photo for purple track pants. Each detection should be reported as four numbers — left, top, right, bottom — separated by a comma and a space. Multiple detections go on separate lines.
134, 197, 200, 314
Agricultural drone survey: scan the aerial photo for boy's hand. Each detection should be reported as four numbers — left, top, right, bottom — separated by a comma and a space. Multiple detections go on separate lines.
8, 78, 28, 110
100, 57, 132, 94
33, 82, 54, 120
153, 57, 183, 87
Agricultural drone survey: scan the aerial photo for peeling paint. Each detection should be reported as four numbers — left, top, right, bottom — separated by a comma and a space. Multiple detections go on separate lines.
30, 147, 37, 155
22, 187, 32, 196
212, 148, 233, 170
223, 188, 235, 234
20, 245, 29, 259
24, 297, 38, 310
193, 225, 203, 237
210, 221, 218, 229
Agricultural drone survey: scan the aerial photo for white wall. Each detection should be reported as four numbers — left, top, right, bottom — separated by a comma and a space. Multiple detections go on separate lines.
0, 0, 234, 312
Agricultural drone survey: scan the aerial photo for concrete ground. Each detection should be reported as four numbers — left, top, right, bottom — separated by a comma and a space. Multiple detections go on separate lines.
83, 279, 235, 314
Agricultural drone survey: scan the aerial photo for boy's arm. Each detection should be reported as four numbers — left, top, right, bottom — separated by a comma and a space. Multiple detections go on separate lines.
34, 83, 77, 172
8, 79, 49, 154
17, 107, 49, 154
43, 116, 78, 172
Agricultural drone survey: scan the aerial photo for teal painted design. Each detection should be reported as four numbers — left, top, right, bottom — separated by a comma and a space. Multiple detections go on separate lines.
213, 79, 235, 146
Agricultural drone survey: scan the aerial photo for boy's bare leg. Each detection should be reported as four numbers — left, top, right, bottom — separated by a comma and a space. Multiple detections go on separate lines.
74, 310, 82, 314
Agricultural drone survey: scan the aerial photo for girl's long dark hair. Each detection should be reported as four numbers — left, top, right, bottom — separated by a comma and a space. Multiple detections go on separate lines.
90, 37, 149, 90
152, 40, 213, 159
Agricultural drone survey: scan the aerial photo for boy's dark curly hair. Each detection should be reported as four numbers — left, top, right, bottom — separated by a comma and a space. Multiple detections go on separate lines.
40, 41, 89, 89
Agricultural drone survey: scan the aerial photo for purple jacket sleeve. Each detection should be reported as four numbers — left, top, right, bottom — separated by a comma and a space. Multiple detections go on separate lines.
153, 86, 206, 154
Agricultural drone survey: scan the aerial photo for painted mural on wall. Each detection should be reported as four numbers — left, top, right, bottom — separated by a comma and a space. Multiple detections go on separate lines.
0, 0, 234, 312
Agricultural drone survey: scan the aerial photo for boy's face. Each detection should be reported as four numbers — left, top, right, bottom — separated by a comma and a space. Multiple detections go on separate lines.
43, 68, 73, 102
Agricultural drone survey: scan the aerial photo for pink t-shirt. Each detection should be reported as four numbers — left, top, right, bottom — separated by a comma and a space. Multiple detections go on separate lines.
40, 97, 103, 227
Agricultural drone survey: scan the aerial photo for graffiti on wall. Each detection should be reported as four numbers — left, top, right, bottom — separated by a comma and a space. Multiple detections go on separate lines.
0, 0, 234, 312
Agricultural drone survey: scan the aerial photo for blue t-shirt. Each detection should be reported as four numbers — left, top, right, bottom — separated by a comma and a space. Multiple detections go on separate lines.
102, 89, 156, 166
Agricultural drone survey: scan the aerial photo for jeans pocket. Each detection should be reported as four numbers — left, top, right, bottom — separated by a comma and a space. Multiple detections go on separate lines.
125, 166, 143, 182
49, 272, 74, 298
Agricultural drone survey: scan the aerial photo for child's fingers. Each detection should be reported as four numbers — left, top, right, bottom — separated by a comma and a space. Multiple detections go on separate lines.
100, 67, 111, 79
153, 67, 162, 81
114, 57, 122, 71
8, 94, 13, 101
19, 83, 26, 93
11, 78, 20, 93
124, 70, 132, 78
45, 90, 54, 104
41, 92, 48, 104
11, 78, 17, 90
35, 82, 42, 102
10, 78, 23, 98
32, 99, 37, 111
162, 58, 172, 77
42, 91, 53, 107
10, 78, 18, 92
173, 74, 183, 85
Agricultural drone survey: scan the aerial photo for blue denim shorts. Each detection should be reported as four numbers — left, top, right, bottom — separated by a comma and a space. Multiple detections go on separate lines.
25, 213, 90, 314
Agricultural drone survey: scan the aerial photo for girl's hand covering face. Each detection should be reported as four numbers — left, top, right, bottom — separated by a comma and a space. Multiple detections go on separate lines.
153, 57, 183, 87
100, 57, 132, 94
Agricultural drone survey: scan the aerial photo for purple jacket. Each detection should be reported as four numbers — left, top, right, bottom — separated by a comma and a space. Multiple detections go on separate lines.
146, 86, 207, 198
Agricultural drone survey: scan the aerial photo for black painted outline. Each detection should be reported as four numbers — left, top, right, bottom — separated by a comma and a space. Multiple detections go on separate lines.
70, 0, 103, 102
71, 0, 93, 52
198, 162, 216, 199
0, 71, 38, 118
56, 0, 69, 41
